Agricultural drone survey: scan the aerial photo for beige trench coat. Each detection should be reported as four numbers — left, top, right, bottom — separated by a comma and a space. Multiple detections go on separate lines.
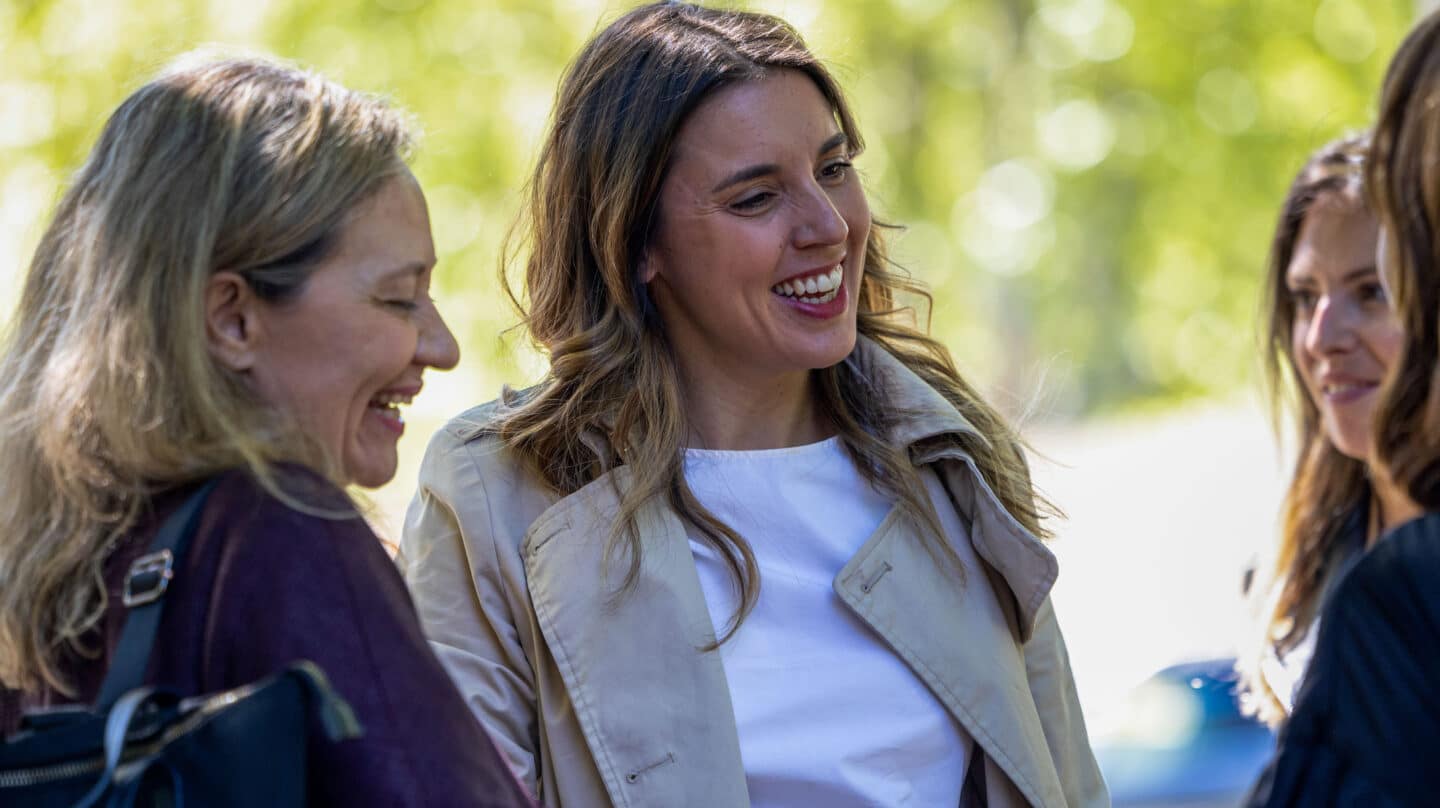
401, 338, 1109, 808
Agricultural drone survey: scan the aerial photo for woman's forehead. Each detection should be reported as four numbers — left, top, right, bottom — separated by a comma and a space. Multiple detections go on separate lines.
669, 72, 842, 171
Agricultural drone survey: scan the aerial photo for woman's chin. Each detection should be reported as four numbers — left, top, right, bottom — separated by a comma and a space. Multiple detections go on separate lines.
773, 320, 857, 370
1326, 425, 1376, 465
811, 329, 859, 369
344, 452, 399, 489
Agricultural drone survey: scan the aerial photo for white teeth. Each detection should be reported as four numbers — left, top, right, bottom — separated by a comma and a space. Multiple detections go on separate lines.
373, 407, 406, 424
772, 265, 845, 299
1324, 383, 1369, 396
777, 266, 840, 301
369, 391, 415, 407
796, 288, 839, 305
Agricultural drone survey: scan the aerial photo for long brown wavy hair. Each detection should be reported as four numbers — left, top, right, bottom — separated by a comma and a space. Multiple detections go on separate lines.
0, 55, 412, 694
1369, 11, 1440, 512
1240, 135, 1372, 726
496, 1, 1050, 642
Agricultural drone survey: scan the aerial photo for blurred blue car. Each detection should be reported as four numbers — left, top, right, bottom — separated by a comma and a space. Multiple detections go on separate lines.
1094, 658, 1276, 808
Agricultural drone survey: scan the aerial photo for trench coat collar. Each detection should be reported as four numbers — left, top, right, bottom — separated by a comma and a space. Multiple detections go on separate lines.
567, 335, 987, 463
558, 335, 1056, 638
840, 336, 1058, 642
846, 335, 988, 449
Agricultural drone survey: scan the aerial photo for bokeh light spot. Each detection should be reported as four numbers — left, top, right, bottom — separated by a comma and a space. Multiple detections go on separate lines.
976, 159, 1055, 231
1039, 99, 1115, 171
1196, 68, 1259, 135
1314, 0, 1377, 63
0, 83, 57, 149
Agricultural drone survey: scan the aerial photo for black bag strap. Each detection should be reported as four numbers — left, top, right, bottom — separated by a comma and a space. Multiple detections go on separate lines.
94, 478, 221, 710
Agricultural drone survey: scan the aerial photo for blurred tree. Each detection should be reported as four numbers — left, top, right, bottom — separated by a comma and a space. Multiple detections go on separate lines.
0, 0, 1417, 418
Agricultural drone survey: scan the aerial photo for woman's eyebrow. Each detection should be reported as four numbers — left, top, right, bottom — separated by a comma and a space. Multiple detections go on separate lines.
709, 132, 851, 194
711, 163, 778, 194
1342, 265, 1379, 282
817, 131, 848, 156
379, 263, 429, 281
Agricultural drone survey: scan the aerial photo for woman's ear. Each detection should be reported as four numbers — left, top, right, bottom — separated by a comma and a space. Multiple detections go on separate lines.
638, 247, 660, 284
205, 271, 261, 372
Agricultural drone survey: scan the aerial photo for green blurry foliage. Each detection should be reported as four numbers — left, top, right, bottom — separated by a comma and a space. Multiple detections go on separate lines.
0, 0, 1416, 418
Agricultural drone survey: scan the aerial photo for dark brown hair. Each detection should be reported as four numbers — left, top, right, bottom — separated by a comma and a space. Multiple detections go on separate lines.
497, 1, 1049, 641
1368, 10, 1440, 510
1243, 135, 1371, 725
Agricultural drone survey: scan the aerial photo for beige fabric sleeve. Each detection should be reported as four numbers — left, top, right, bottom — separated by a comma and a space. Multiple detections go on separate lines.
1023, 596, 1111, 807
400, 428, 541, 795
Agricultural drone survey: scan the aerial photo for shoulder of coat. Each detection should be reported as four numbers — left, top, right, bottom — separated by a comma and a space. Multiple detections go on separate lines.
440, 384, 543, 444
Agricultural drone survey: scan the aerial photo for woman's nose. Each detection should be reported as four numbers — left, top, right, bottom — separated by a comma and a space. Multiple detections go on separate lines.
416, 299, 461, 370
793, 185, 849, 249
1305, 297, 1358, 356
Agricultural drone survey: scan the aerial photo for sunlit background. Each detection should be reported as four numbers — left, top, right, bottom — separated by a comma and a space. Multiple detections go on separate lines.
2, 0, 1432, 802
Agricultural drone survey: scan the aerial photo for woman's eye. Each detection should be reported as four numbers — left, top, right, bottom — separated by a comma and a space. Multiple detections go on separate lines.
820, 160, 853, 181
383, 298, 419, 313
731, 192, 775, 212
1359, 282, 1388, 303
1290, 289, 1317, 311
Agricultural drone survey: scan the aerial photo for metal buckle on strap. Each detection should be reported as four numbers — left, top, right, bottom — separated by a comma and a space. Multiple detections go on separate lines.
122, 550, 175, 607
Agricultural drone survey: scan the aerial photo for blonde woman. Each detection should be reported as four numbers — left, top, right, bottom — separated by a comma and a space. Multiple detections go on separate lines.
402, 3, 1106, 806
1240, 136, 1402, 726
0, 56, 532, 806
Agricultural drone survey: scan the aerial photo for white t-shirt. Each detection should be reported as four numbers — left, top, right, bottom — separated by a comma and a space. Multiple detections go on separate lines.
683, 436, 970, 806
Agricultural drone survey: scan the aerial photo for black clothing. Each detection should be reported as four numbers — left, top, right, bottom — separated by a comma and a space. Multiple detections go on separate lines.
1247, 513, 1440, 806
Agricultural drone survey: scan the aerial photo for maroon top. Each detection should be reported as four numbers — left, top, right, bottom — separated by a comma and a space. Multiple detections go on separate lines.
1, 467, 535, 808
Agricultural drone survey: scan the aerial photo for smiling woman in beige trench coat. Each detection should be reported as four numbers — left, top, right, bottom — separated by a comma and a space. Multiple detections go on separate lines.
401, 3, 1109, 807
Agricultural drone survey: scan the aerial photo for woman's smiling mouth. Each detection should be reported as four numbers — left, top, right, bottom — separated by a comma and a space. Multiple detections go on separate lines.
772, 264, 843, 304
1321, 380, 1378, 404
367, 388, 417, 434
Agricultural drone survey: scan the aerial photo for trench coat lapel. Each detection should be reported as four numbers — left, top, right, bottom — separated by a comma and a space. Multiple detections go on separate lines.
833, 494, 1068, 808
854, 337, 1060, 641
521, 468, 751, 808
844, 339, 1069, 805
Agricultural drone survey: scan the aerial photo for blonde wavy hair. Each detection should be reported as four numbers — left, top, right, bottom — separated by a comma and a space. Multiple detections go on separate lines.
1239, 135, 1372, 726
497, 1, 1051, 642
0, 55, 412, 694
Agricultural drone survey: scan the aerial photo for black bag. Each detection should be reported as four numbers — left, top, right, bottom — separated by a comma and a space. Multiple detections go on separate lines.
0, 479, 363, 807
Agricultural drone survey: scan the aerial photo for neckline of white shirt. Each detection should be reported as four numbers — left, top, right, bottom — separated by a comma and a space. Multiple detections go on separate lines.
683, 434, 842, 460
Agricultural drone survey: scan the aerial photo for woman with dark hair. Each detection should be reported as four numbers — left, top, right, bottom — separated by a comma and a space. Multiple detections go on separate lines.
1238, 135, 1403, 726
0, 54, 532, 806
1247, 11, 1440, 805
403, 3, 1106, 806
